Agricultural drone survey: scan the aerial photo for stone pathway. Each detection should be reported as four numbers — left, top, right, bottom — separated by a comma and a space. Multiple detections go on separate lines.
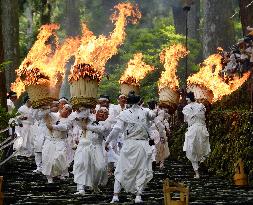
1, 157, 253, 204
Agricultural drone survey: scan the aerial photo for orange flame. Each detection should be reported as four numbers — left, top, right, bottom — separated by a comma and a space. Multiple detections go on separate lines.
68, 2, 141, 83
187, 53, 250, 102
119, 53, 154, 86
158, 44, 189, 91
11, 24, 80, 97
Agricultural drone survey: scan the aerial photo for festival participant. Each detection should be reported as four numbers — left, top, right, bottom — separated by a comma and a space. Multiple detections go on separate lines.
182, 92, 211, 179
107, 94, 127, 173
15, 96, 34, 157
58, 97, 69, 111
50, 101, 59, 113
32, 105, 51, 173
42, 104, 72, 183
7, 91, 17, 113
105, 91, 156, 204
73, 107, 111, 195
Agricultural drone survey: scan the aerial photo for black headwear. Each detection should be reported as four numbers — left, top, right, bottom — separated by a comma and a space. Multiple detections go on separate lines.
147, 100, 157, 110
186, 91, 195, 102
127, 91, 140, 105
7, 91, 17, 99
23, 95, 30, 104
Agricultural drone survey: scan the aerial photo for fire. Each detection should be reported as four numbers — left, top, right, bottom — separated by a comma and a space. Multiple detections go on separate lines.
11, 24, 80, 97
119, 53, 154, 86
68, 2, 141, 83
158, 44, 189, 91
187, 53, 250, 102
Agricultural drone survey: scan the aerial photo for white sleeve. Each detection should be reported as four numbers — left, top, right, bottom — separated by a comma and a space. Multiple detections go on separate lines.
106, 119, 124, 143
87, 124, 105, 134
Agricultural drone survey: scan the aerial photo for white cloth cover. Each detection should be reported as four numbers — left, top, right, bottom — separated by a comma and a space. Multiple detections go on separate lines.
182, 102, 211, 162
106, 105, 155, 193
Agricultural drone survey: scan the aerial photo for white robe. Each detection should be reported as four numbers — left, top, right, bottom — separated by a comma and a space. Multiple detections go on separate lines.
73, 120, 111, 188
106, 105, 155, 193
42, 115, 71, 177
14, 105, 34, 157
182, 102, 211, 162
33, 109, 51, 153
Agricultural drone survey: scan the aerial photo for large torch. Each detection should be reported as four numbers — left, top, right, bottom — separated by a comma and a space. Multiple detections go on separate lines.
119, 53, 154, 96
158, 44, 188, 114
187, 53, 250, 108
68, 3, 141, 109
11, 24, 80, 108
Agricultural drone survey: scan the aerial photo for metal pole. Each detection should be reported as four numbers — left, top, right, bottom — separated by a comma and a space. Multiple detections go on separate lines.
185, 10, 188, 88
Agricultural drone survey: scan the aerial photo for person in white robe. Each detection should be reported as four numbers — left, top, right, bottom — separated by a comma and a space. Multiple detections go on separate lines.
105, 91, 156, 204
33, 101, 58, 173
107, 94, 127, 174
73, 107, 111, 195
182, 92, 211, 179
7, 91, 17, 113
42, 104, 72, 183
15, 96, 34, 157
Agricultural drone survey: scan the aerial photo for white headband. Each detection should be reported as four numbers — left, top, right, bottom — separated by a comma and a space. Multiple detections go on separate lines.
59, 98, 69, 103
98, 107, 109, 112
64, 104, 72, 111
119, 94, 126, 98
98, 97, 109, 101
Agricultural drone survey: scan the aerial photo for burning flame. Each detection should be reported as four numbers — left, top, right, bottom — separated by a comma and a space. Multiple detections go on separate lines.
11, 24, 80, 97
187, 53, 250, 102
158, 44, 188, 91
68, 2, 141, 83
119, 53, 154, 86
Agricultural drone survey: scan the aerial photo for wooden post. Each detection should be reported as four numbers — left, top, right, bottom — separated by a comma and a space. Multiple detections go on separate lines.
163, 178, 189, 205
233, 159, 248, 186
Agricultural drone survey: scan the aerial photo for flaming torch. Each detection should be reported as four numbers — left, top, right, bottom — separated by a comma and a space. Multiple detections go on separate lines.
187, 53, 250, 105
68, 3, 141, 108
119, 53, 154, 95
158, 44, 189, 113
11, 24, 80, 108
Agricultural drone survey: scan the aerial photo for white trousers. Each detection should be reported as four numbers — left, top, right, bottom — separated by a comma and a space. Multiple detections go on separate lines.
113, 179, 143, 195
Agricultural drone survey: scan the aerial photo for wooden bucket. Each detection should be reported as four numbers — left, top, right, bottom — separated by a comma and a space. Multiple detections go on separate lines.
163, 178, 189, 205
26, 79, 60, 108
120, 83, 140, 96
70, 77, 98, 108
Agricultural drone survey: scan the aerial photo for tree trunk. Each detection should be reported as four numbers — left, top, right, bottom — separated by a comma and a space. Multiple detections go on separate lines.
188, 0, 200, 40
24, 0, 34, 49
0, 1, 6, 109
203, 0, 235, 58
172, 6, 186, 35
60, 0, 81, 99
65, 0, 80, 36
1, 0, 20, 91
41, 0, 51, 25
239, 0, 253, 36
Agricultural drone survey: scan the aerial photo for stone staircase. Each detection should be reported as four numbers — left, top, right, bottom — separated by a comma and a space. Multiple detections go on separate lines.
1, 157, 253, 204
